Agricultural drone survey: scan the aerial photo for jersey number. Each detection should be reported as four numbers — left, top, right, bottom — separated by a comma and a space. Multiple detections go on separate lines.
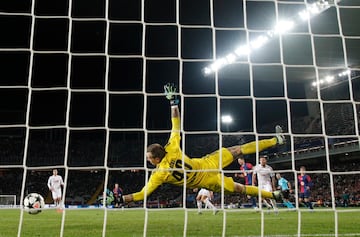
171, 160, 193, 181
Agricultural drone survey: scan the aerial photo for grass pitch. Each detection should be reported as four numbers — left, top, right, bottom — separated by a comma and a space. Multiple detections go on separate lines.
1, 208, 360, 237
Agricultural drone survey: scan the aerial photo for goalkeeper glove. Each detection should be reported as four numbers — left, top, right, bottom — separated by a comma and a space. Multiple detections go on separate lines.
164, 83, 179, 106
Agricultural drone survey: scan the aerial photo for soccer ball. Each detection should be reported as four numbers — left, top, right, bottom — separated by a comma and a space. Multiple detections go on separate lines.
23, 193, 45, 214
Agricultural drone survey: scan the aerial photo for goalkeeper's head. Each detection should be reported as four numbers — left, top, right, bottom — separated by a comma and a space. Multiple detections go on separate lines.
146, 143, 167, 165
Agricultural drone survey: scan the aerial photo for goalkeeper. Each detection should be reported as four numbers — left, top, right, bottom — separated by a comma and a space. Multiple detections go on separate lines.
122, 83, 285, 203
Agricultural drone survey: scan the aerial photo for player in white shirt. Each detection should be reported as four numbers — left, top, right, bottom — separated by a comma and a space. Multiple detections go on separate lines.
47, 169, 64, 208
194, 188, 218, 215
252, 156, 278, 213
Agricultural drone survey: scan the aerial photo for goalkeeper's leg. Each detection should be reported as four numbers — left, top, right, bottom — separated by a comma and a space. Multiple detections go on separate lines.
234, 183, 283, 202
227, 125, 285, 158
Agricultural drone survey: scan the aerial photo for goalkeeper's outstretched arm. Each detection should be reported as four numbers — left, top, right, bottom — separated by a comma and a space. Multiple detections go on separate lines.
121, 83, 180, 204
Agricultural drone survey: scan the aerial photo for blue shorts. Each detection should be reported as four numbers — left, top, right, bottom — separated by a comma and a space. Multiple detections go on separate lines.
299, 191, 311, 199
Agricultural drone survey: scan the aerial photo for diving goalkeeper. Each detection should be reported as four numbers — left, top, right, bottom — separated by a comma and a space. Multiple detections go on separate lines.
122, 83, 285, 203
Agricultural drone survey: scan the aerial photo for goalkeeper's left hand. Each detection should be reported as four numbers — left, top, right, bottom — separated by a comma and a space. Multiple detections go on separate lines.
164, 83, 179, 106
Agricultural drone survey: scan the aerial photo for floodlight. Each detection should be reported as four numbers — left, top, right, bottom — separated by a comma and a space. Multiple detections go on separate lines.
203, 67, 212, 75
251, 36, 269, 49
221, 115, 233, 124
274, 20, 295, 34
210, 58, 227, 71
298, 10, 310, 21
226, 53, 237, 63
338, 70, 351, 77
325, 75, 334, 83
203, 0, 337, 75
235, 45, 251, 56
308, 3, 321, 14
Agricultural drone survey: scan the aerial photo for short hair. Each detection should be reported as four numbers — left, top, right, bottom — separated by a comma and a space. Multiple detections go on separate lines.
147, 143, 167, 159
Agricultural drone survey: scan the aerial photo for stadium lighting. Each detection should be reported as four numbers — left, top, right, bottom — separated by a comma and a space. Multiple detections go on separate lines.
250, 35, 269, 49
299, 1, 330, 21
274, 20, 295, 34
338, 70, 351, 77
298, 10, 311, 21
325, 75, 334, 83
235, 45, 251, 56
221, 115, 233, 124
311, 69, 351, 88
203, 0, 338, 75
226, 53, 237, 63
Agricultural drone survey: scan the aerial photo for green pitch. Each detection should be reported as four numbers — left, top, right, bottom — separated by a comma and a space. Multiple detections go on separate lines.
1, 208, 360, 237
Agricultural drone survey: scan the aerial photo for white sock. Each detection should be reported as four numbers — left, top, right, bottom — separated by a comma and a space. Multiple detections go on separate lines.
264, 200, 272, 208
197, 201, 202, 211
205, 198, 216, 210
271, 199, 278, 210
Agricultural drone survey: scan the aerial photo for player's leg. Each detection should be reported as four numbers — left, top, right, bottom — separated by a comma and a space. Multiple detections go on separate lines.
270, 198, 278, 213
226, 125, 285, 158
286, 200, 295, 208
263, 184, 278, 214
55, 189, 62, 208
201, 195, 217, 214
251, 196, 257, 208
263, 199, 273, 210
233, 182, 283, 202
283, 191, 295, 208
298, 194, 306, 208
196, 194, 203, 214
53, 191, 60, 208
51, 191, 58, 207
248, 195, 257, 208
304, 196, 313, 209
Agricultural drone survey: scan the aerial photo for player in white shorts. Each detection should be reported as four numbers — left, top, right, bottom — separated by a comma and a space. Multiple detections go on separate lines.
194, 188, 218, 215
253, 156, 278, 213
47, 169, 64, 208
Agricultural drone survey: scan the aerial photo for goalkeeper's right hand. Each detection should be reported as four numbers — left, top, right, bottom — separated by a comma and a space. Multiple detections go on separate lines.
164, 83, 179, 106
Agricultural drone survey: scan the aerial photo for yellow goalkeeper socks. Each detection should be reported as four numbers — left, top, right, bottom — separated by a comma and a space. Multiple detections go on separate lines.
244, 185, 273, 199
240, 138, 277, 155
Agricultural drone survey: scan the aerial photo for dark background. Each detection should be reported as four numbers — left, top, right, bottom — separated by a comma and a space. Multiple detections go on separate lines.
0, 0, 359, 169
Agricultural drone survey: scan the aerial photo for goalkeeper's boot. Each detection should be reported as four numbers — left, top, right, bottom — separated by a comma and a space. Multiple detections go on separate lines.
272, 190, 284, 202
275, 125, 286, 145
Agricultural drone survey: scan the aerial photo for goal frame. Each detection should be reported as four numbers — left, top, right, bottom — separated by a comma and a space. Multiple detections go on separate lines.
0, 194, 17, 208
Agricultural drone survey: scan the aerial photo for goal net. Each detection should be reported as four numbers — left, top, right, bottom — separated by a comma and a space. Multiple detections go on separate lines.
0, 195, 16, 208
0, 0, 359, 236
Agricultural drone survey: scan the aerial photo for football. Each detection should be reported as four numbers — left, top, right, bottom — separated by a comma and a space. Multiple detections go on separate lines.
23, 193, 45, 214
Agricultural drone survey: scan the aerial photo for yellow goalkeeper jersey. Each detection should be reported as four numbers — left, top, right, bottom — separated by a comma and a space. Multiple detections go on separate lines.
132, 117, 236, 202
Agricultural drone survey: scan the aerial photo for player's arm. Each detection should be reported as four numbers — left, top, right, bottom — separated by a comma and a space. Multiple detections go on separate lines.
47, 177, 52, 190
122, 171, 164, 203
247, 165, 254, 176
60, 176, 64, 187
286, 179, 292, 192
164, 83, 181, 147
306, 175, 313, 189
252, 171, 257, 186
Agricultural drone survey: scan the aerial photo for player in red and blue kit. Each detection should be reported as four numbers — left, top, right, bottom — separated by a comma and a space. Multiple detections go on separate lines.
113, 183, 123, 208
298, 166, 313, 209
236, 157, 257, 208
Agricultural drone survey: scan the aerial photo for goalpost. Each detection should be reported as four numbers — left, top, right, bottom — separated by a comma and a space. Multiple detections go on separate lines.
0, 0, 360, 237
0, 195, 17, 208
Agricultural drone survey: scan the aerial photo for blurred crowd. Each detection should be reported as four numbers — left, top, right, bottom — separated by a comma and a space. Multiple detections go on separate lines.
0, 103, 359, 207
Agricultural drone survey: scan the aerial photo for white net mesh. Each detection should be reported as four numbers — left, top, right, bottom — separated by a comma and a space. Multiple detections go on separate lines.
1, 0, 360, 236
